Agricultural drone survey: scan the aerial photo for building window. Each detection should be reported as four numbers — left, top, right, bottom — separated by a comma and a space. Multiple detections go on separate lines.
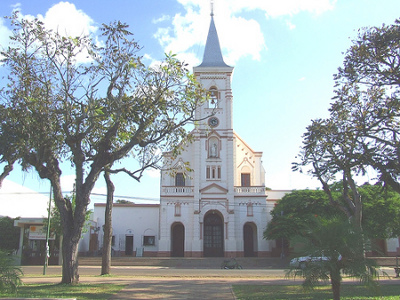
247, 203, 253, 217
175, 203, 181, 216
175, 172, 185, 186
207, 165, 221, 180
143, 236, 155, 246
111, 235, 115, 246
241, 173, 251, 187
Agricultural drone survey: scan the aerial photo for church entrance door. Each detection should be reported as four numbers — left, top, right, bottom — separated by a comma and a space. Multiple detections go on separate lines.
204, 211, 224, 257
171, 223, 185, 257
244, 223, 256, 257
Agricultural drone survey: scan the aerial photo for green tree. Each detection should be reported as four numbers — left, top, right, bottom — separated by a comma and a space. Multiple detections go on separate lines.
264, 189, 342, 241
0, 14, 205, 284
264, 185, 400, 242
334, 20, 400, 195
0, 217, 20, 253
360, 183, 400, 239
294, 18, 400, 232
294, 117, 365, 230
287, 217, 380, 300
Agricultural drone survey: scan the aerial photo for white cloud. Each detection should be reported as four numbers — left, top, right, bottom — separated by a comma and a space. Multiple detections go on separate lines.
286, 20, 296, 30
153, 14, 171, 24
0, 18, 13, 61
155, 0, 336, 66
39, 2, 97, 37
5, 2, 98, 64
60, 174, 76, 193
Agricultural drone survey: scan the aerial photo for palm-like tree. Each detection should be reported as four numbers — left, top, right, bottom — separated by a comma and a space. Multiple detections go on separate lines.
0, 250, 23, 293
287, 216, 382, 300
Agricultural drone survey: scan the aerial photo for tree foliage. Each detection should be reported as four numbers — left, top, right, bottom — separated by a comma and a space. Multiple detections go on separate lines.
264, 189, 342, 240
294, 18, 400, 231
0, 217, 20, 252
360, 183, 400, 239
0, 13, 205, 284
264, 184, 400, 241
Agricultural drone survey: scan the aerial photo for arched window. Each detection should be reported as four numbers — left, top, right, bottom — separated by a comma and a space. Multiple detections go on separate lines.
175, 173, 185, 186
241, 173, 251, 187
241, 166, 251, 187
208, 86, 220, 107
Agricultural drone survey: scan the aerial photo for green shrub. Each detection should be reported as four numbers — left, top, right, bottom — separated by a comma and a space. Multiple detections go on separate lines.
0, 250, 23, 293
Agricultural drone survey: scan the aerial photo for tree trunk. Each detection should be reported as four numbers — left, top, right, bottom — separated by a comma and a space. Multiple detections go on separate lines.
101, 170, 115, 275
331, 270, 342, 300
51, 175, 90, 284
0, 162, 14, 188
61, 229, 80, 284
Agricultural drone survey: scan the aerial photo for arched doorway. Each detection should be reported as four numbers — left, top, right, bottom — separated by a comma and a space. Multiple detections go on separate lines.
171, 223, 185, 257
204, 211, 224, 257
243, 223, 257, 257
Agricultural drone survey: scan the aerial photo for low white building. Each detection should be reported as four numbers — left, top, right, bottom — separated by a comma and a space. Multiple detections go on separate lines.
92, 203, 159, 257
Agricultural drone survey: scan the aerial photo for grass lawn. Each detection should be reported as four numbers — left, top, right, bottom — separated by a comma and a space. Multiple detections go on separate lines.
233, 284, 400, 300
0, 283, 126, 300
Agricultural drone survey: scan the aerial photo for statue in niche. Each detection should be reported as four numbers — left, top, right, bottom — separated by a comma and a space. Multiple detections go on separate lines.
210, 142, 218, 157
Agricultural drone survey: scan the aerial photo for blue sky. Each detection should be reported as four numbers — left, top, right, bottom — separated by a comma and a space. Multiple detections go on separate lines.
1, 0, 400, 215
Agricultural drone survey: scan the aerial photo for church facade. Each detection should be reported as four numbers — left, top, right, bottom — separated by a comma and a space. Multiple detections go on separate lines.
85, 13, 400, 259
12, 13, 400, 264
158, 13, 272, 257
88, 13, 286, 258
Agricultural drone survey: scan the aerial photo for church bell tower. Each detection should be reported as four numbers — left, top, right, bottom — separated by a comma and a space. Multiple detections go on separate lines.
159, 7, 268, 258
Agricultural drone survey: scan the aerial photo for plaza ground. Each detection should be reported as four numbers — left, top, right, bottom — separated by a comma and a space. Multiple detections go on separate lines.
18, 257, 400, 299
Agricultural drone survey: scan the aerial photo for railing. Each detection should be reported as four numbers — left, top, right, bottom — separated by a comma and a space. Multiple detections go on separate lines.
161, 186, 194, 195
234, 186, 266, 195
161, 186, 266, 196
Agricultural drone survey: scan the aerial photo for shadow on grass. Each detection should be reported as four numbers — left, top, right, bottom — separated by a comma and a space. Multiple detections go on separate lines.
0, 283, 126, 300
233, 284, 400, 300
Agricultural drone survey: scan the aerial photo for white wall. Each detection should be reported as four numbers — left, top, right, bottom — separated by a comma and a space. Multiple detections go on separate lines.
92, 203, 159, 255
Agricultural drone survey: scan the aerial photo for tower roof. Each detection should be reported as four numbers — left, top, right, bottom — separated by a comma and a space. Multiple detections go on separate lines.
197, 13, 230, 68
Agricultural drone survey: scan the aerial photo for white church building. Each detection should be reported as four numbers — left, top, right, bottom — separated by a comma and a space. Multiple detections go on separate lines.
83, 13, 400, 259
86, 13, 291, 258
12, 13, 400, 264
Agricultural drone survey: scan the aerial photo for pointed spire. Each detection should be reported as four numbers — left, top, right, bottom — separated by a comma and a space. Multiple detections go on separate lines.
197, 5, 230, 68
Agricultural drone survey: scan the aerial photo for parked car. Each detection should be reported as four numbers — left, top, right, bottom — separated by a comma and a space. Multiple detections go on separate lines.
290, 254, 342, 269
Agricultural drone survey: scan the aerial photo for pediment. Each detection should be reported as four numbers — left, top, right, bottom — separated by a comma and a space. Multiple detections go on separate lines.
200, 183, 228, 194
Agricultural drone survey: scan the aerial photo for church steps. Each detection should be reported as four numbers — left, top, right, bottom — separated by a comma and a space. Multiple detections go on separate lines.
78, 257, 290, 269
